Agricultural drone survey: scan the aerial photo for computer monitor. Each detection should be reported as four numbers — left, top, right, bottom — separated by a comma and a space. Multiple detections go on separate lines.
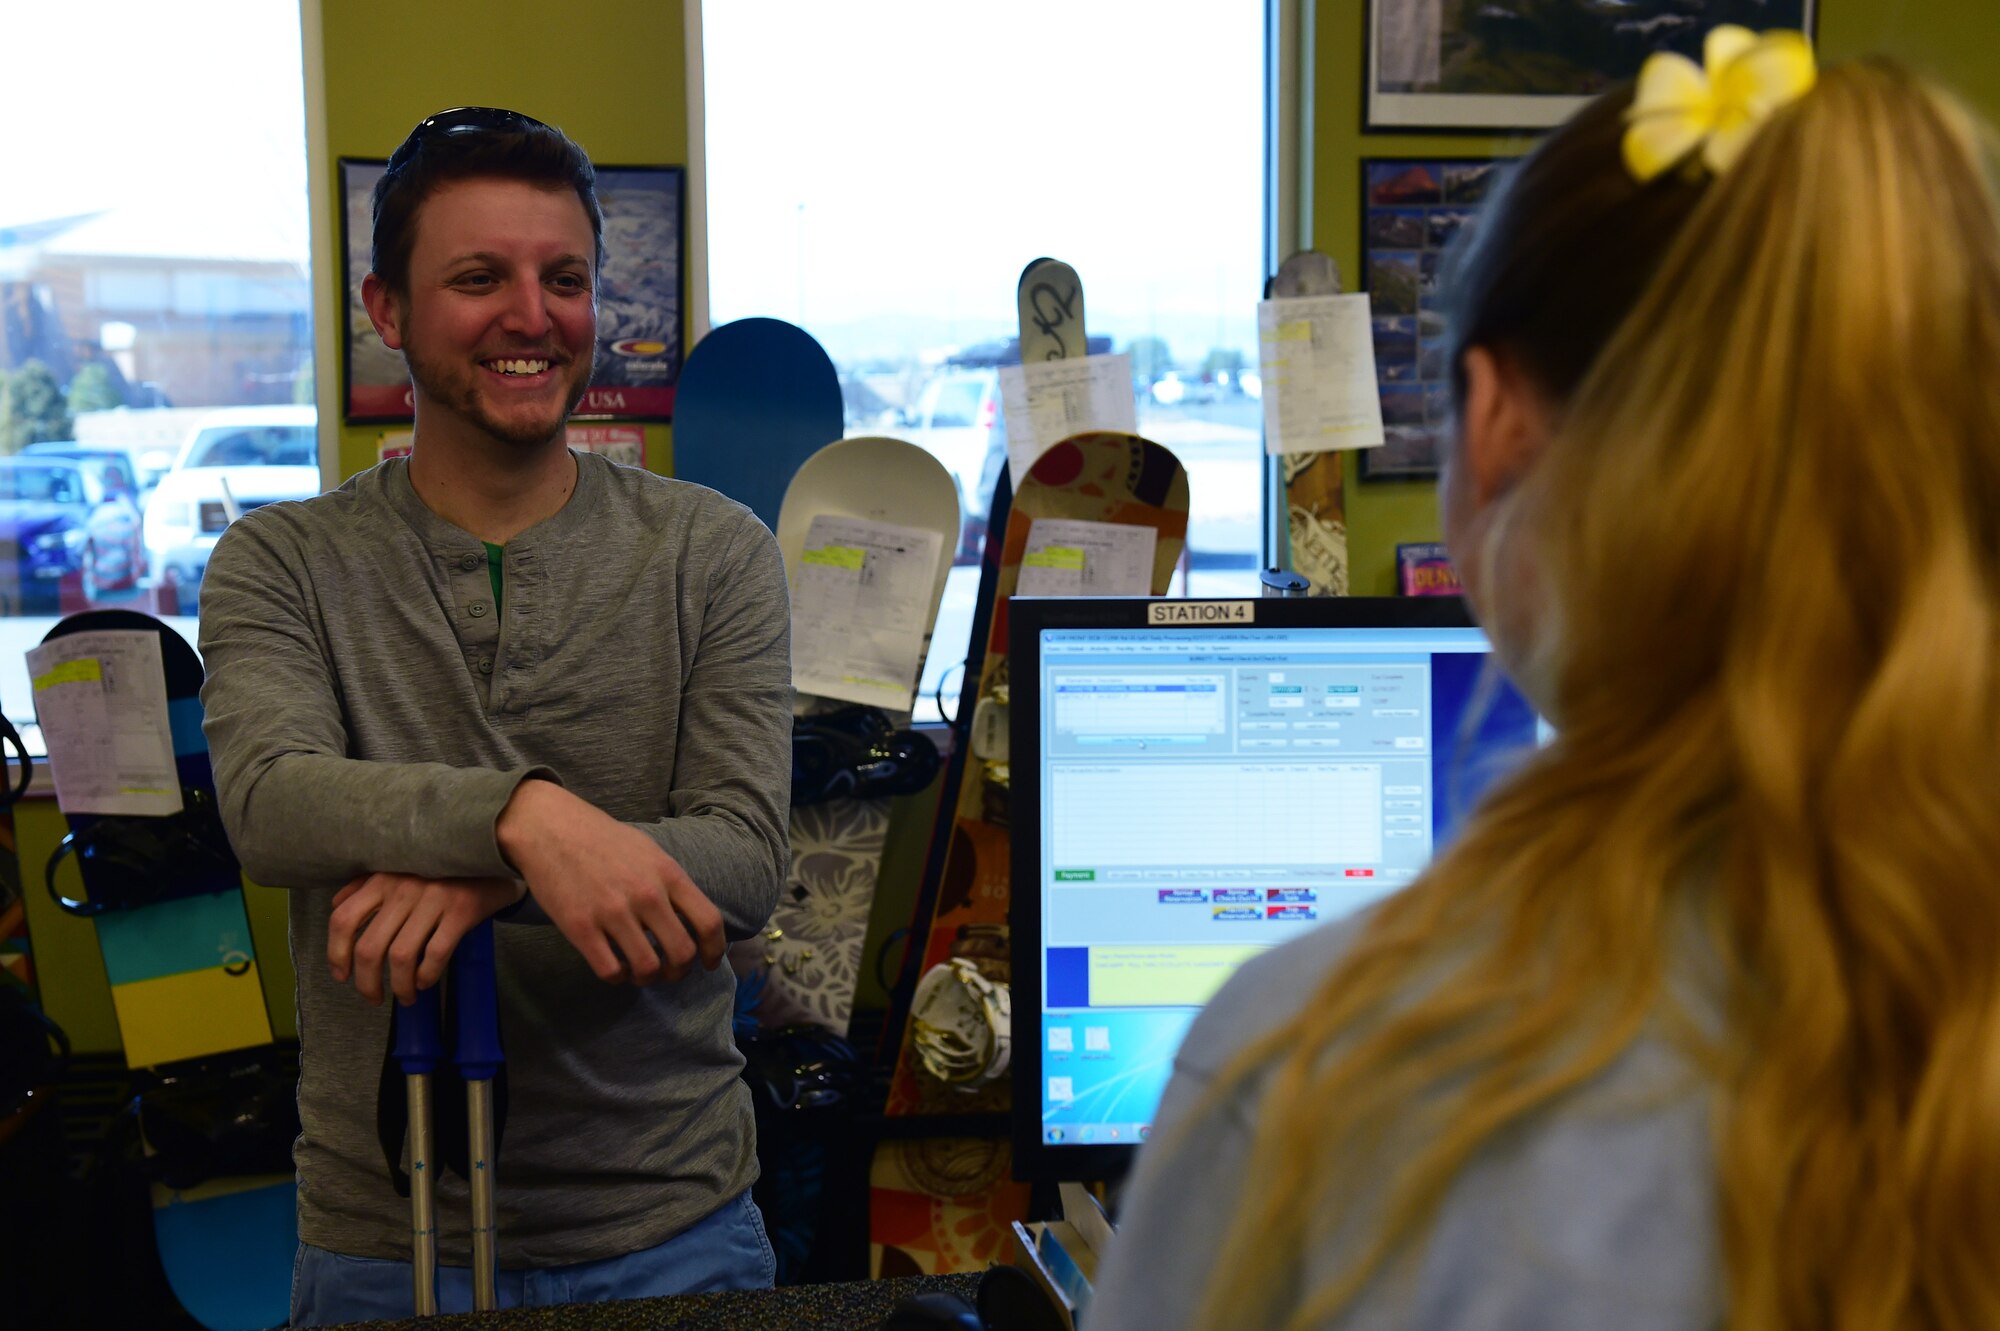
1008, 595, 1542, 1184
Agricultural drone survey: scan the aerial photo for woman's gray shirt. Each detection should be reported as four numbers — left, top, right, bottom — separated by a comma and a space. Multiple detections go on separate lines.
1089, 911, 1723, 1330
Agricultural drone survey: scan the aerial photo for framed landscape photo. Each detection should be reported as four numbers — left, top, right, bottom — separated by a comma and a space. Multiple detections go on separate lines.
338, 159, 686, 424
337, 158, 401, 423
1359, 157, 1507, 481
1365, 0, 1818, 132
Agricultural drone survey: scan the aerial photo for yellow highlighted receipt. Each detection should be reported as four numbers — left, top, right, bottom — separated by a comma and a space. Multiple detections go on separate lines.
1023, 545, 1086, 571
33, 658, 103, 690
802, 544, 866, 570
1088, 944, 1264, 1007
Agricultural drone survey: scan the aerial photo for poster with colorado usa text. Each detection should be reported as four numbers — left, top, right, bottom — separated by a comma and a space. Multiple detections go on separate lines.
339, 159, 684, 424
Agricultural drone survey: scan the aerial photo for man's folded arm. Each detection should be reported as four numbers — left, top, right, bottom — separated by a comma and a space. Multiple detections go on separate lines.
198, 516, 545, 892
634, 516, 793, 941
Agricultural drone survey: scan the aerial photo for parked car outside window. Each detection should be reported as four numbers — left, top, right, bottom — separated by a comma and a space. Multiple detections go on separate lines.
142, 404, 320, 611
21, 441, 152, 506
0, 457, 147, 610
901, 369, 1006, 562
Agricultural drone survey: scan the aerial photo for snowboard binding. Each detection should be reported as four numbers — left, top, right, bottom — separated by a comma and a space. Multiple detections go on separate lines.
791, 706, 940, 806
45, 785, 242, 917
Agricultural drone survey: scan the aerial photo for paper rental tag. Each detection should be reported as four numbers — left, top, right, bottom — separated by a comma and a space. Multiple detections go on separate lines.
26, 630, 183, 816
1015, 518, 1157, 598
998, 353, 1138, 486
1257, 293, 1385, 455
790, 514, 944, 711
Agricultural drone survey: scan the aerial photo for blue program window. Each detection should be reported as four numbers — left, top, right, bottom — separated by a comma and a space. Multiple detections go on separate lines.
1032, 624, 1540, 1143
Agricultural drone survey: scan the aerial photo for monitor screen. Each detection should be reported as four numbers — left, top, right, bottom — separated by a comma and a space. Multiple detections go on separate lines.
1008, 596, 1543, 1183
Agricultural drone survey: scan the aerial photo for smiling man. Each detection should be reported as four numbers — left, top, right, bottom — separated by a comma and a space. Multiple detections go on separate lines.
195, 110, 790, 1325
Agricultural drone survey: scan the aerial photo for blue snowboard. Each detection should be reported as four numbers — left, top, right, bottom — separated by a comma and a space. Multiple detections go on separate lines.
671, 317, 845, 530
35, 608, 292, 1331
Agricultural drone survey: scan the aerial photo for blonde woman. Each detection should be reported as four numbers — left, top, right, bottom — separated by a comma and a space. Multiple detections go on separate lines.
1089, 41, 2000, 1331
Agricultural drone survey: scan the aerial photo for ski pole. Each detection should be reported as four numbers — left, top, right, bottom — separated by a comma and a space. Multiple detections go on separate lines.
392, 985, 443, 1316
455, 919, 504, 1312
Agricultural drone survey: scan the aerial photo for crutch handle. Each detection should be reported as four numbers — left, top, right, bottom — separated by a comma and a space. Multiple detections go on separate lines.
453, 920, 504, 1081
394, 986, 444, 1074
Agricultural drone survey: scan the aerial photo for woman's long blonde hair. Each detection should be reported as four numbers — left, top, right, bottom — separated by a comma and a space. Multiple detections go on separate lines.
1194, 59, 2000, 1331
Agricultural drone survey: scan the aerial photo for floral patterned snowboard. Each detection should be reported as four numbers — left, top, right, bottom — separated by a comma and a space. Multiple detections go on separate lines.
883, 431, 1189, 1117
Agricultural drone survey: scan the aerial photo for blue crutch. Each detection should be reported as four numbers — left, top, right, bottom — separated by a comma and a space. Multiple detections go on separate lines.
391, 918, 503, 1315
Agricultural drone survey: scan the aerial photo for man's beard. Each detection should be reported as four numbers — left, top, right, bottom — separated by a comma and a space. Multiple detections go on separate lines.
405, 346, 595, 449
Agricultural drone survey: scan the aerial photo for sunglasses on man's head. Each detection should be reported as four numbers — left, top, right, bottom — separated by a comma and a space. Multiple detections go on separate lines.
385, 106, 551, 173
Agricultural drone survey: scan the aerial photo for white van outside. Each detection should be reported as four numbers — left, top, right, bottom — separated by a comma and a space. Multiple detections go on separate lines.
142, 405, 319, 609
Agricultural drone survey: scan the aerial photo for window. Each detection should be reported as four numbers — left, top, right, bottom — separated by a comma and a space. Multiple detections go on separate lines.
86, 270, 174, 313
923, 378, 990, 430
702, 1, 1268, 722
187, 425, 318, 469
0, 1, 313, 745
0, 466, 85, 506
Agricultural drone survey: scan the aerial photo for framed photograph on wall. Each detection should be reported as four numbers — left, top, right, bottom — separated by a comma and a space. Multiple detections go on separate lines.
338, 159, 686, 424
1358, 157, 1507, 482
1365, 0, 1818, 132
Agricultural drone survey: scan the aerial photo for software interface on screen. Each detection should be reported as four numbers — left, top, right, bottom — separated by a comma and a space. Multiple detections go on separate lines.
1033, 623, 1538, 1148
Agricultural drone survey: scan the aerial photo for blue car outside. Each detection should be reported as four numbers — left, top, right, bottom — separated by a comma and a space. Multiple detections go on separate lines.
0, 458, 145, 610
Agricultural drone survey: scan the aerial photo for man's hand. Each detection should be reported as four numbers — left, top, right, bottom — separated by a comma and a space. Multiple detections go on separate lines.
496, 779, 726, 985
328, 874, 526, 1006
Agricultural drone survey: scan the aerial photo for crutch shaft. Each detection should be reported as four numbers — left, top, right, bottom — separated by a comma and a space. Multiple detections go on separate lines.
405, 1072, 438, 1317
455, 921, 505, 1313
467, 1077, 498, 1311
394, 986, 446, 1317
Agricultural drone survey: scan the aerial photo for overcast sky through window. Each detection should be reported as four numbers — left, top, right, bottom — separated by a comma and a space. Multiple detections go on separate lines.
703, 0, 1264, 368
3, 1, 309, 264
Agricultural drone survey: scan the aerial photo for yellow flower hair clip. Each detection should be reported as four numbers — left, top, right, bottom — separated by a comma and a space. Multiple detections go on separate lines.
1623, 26, 1817, 183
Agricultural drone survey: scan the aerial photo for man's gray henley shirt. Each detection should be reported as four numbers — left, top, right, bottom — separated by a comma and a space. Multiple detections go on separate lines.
198, 451, 791, 1267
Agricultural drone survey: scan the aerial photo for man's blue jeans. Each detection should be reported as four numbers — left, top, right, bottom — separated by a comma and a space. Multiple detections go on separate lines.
289, 1189, 774, 1326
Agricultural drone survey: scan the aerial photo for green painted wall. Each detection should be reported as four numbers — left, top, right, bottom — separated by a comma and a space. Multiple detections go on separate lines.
1319, 0, 2000, 595
319, 0, 690, 483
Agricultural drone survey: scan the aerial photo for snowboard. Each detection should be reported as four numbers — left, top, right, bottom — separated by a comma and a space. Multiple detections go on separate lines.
885, 257, 1176, 1117
883, 431, 1189, 1119
873, 255, 1077, 1059
31, 608, 293, 1331
729, 436, 960, 1036
33, 609, 272, 1068
670, 316, 844, 530
869, 1135, 1034, 1280
870, 261, 1186, 1279
1017, 258, 1087, 363
867, 431, 1187, 1279
1268, 250, 1351, 595
877, 465, 1015, 1051
0, 710, 31, 991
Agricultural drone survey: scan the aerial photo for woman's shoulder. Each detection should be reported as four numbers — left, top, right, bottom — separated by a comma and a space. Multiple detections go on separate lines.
1167, 902, 1720, 1325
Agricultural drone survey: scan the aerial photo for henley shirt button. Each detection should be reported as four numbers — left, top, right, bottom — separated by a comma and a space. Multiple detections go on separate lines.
478, 658, 494, 674
469, 601, 488, 618
460, 554, 480, 571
